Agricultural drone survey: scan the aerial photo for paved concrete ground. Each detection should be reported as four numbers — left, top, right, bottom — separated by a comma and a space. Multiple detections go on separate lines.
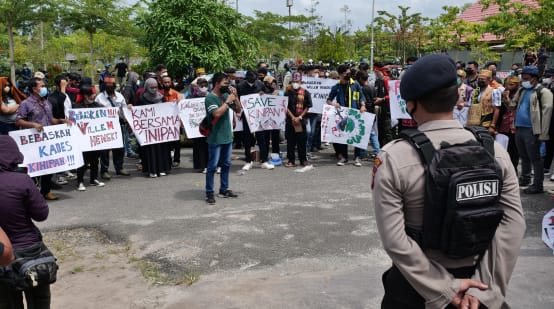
41, 145, 554, 308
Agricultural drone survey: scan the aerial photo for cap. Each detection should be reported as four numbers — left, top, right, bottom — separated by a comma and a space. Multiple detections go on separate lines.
400, 54, 456, 101
196, 68, 206, 75
263, 76, 275, 84
506, 76, 520, 84
522, 66, 539, 77
34, 71, 45, 79
456, 69, 466, 78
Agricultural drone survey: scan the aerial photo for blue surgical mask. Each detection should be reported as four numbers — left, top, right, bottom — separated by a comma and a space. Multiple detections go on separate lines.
39, 87, 48, 97
522, 81, 533, 89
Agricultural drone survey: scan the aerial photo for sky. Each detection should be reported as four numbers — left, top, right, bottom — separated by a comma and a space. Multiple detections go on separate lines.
232, 0, 475, 31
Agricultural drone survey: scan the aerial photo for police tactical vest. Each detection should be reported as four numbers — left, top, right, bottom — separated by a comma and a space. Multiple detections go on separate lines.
401, 127, 504, 259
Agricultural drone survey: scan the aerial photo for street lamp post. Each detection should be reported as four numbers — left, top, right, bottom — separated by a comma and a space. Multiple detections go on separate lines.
370, 0, 375, 67
287, 0, 293, 58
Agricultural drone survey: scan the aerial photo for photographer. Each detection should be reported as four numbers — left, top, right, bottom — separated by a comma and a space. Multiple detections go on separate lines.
204, 72, 241, 205
0, 135, 53, 308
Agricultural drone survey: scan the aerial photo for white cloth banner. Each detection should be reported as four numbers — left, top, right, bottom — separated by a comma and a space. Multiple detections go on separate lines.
320, 105, 375, 149
9, 124, 84, 177
240, 94, 287, 133
542, 208, 554, 254
388, 80, 412, 122
123, 103, 181, 146
67, 107, 123, 151
303, 77, 337, 114
178, 98, 206, 139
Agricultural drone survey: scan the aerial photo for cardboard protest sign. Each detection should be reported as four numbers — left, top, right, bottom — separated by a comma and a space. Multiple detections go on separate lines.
240, 94, 287, 133
67, 107, 123, 151
9, 124, 84, 177
178, 98, 206, 139
123, 103, 181, 146
320, 105, 375, 149
542, 208, 554, 254
303, 77, 337, 114
388, 80, 411, 123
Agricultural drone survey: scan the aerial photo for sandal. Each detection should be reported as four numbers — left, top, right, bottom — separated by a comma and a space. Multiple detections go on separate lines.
285, 162, 296, 167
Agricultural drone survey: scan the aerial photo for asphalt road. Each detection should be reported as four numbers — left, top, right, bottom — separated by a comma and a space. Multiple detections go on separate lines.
41, 145, 554, 308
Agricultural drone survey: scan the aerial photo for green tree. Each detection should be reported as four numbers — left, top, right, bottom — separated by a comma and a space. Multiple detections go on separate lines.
375, 6, 424, 63
0, 0, 44, 81
139, 0, 258, 76
314, 28, 349, 64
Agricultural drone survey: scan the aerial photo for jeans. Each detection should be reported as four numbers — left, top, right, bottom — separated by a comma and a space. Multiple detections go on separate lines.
370, 132, 380, 154
122, 124, 135, 156
306, 114, 322, 151
515, 127, 543, 187
205, 142, 232, 195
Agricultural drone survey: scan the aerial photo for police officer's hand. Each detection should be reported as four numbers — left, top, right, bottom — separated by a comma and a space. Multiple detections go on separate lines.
451, 279, 488, 308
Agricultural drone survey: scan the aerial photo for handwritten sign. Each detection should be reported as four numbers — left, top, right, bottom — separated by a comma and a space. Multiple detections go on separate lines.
123, 103, 181, 146
320, 105, 375, 149
9, 124, 84, 177
67, 107, 123, 151
178, 98, 206, 139
388, 80, 411, 123
240, 94, 287, 133
303, 77, 337, 114
542, 208, 554, 254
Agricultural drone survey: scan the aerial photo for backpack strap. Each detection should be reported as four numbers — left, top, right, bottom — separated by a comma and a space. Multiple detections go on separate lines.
465, 126, 495, 156
400, 128, 435, 166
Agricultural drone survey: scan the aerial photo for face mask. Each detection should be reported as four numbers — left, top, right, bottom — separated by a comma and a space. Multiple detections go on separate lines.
3, 86, 10, 93
105, 85, 115, 94
457, 77, 462, 85
39, 87, 48, 97
344, 73, 351, 80
312, 74, 318, 78
147, 87, 158, 95
199, 87, 208, 93
477, 80, 487, 88
136, 80, 141, 86
220, 86, 230, 94
292, 83, 301, 90
542, 78, 552, 85
465, 69, 474, 76
522, 81, 533, 89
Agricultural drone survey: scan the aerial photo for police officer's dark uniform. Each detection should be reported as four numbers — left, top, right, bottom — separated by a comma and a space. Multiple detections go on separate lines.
372, 54, 525, 309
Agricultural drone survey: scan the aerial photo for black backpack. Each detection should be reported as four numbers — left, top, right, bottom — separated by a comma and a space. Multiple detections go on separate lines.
401, 126, 505, 259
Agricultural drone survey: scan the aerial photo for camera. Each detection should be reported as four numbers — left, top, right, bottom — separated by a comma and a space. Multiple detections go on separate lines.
227, 101, 237, 109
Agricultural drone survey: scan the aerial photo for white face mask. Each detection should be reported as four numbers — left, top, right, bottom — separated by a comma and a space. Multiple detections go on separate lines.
3, 86, 10, 93
136, 80, 141, 86
199, 87, 208, 93
542, 78, 552, 85
292, 82, 301, 90
522, 81, 533, 89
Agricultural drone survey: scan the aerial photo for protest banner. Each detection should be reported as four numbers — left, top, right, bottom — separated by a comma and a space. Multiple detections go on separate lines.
240, 94, 287, 133
67, 107, 123, 151
542, 208, 554, 254
123, 103, 181, 146
178, 98, 206, 139
303, 77, 337, 114
9, 124, 84, 177
388, 80, 411, 121
320, 105, 375, 149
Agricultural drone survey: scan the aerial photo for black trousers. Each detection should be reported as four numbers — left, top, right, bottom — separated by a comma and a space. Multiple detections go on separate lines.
381, 265, 483, 309
77, 151, 101, 183
100, 148, 124, 173
285, 123, 307, 164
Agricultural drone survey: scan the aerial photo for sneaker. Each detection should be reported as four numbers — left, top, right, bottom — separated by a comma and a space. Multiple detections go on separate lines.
545, 169, 551, 175
65, 171, 77, 180
518, 177, 531, 186
523, 186, 544, 194
550, 173, 554, 181
77, 182, 86, 191
172, 161, 180, 168
44, 192, 58, 201
159, 172, 167, 176
261, 162, 275, 170
216, 167, 221, 174
242, 162, 253, 171
218, 190, 238, 198
56, 176, 68, 185
116, 169, 130, 176
90, 179, 105, 187
100, 172, 111, 180
149, 173, 157, 178
206, 194, 216, 204
353, 158, 362, 167
202, 168, 207, 174
337, 158, 347, 166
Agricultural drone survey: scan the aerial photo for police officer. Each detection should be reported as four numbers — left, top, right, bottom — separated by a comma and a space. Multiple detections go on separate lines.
372, 54, 525, 309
